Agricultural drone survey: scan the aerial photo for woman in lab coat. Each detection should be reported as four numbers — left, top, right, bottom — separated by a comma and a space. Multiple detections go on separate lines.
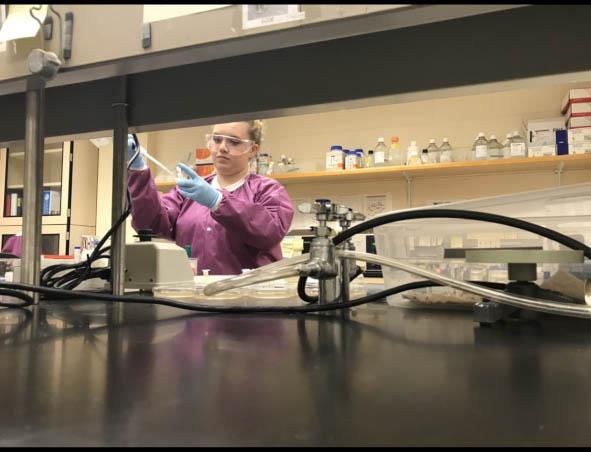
127, 120, 295, 275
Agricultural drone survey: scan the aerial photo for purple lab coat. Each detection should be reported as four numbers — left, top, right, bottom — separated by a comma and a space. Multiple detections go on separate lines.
1, 235, 22, 257
128, 168, 294, 275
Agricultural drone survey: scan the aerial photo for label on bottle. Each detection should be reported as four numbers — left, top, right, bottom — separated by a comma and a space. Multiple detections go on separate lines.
488, 147, 503, 158
374, 151, 385, 164
345, 153, 358, 170
475, 145, 488, 158
510, 143, 526, 157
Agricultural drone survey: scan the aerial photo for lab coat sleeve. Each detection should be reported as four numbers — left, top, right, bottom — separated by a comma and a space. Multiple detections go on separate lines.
210, 178, 294, 250
127, 167, 186, 241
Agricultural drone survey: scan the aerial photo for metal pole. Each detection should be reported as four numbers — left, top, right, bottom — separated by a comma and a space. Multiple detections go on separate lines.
21, 76, 46, 304
111, 77, 128, 296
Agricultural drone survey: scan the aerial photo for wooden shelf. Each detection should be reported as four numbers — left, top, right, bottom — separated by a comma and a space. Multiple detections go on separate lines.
154, 154, 591, 190
6, 182, 61, 189
8, 149, 63, 159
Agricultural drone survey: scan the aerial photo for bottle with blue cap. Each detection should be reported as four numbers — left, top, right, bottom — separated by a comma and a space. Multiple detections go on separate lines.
354, 148, 365, 168
326, 145, 344, 170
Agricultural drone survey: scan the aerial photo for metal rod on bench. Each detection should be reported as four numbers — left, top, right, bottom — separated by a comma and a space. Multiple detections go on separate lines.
111, 77, 128, 296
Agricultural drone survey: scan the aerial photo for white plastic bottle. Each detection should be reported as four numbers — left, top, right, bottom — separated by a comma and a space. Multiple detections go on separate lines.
407, 141, 421, 165
355, 149, 365, 168
426, 139, 440, 163
509, 130, 527, 158
374, 138, 389, 167
326, 145, 344, 170
439, 138, 453, 163
502, 133, 513, 159
473, 132, 489, 160
487, 135, 504, 160
345, 150, 359, 170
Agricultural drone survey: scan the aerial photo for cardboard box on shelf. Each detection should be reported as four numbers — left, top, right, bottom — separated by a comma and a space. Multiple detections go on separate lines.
567, 127, 591, 143
565, 102, 591, 118
561, 88, 591, 115
569, 142, 591, 155
523, 117, 566, 146
528, 145, 556, 157
567, 116, 591, 129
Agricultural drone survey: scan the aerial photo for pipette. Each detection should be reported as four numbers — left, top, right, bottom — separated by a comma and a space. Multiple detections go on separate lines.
138, 147, 174, 176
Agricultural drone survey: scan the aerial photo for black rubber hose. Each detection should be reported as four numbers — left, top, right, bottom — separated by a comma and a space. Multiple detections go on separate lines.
297, 208, 591, 303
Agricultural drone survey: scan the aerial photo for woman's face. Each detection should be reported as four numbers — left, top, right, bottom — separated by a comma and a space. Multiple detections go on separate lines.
210, 122, 258, 177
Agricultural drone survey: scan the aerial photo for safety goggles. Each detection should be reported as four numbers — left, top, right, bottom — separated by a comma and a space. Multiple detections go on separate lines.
205, 133, 254, 155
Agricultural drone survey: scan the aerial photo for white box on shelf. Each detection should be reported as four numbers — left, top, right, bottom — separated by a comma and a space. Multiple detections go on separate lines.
528, 144, 556, 157
569, 142, 591, 155
373, 182, 591, 308
567, 116, 591, 129
567, 127, 591, 143
565, 102, 591, 118
523, 117, 565, 146
561, 88, 591, 115
49, 190, 61, 215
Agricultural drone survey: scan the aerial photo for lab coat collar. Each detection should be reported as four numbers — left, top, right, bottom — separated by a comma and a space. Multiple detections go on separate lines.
210, 173, 247, 192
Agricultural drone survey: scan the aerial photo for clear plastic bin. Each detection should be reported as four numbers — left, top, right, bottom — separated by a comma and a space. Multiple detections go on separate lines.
373, 182, 591, 308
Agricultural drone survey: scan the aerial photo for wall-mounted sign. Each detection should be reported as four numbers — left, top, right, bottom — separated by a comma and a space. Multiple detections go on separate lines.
242, 5, 305, 30
0, 4, 47, 44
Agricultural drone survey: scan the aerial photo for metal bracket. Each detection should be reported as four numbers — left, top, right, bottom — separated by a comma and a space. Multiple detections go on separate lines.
142, 23, 152, 49
402, 171, 413, 208
554, 161, 564, 186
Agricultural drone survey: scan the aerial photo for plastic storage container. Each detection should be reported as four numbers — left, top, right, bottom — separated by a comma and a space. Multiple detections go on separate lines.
373, 182, 591, 308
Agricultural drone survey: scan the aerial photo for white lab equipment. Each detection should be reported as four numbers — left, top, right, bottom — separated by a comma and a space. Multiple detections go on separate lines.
125, 240, 195, 290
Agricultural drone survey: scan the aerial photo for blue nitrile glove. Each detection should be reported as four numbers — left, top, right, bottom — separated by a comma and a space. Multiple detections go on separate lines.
127, 134, 145, 169
176, 162, 221, 209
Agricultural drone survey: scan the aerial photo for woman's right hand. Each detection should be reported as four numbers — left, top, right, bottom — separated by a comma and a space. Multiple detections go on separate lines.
127, 134, 146, 169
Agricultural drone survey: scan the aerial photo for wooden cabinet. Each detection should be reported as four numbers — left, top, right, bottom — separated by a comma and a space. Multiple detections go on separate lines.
0, 140, 99, 255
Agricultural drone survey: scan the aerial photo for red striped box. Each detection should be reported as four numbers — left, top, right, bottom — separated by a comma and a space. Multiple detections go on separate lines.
561, 88, 591, 115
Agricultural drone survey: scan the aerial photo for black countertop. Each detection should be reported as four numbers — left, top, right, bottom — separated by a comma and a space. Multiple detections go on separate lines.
0, 297, 590, 446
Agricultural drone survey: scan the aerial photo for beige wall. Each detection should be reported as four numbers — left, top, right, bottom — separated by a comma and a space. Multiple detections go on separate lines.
0, 4, 403, 82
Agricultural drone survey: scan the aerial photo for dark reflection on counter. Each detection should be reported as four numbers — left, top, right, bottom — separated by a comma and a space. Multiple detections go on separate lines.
1, 300, 591, 446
